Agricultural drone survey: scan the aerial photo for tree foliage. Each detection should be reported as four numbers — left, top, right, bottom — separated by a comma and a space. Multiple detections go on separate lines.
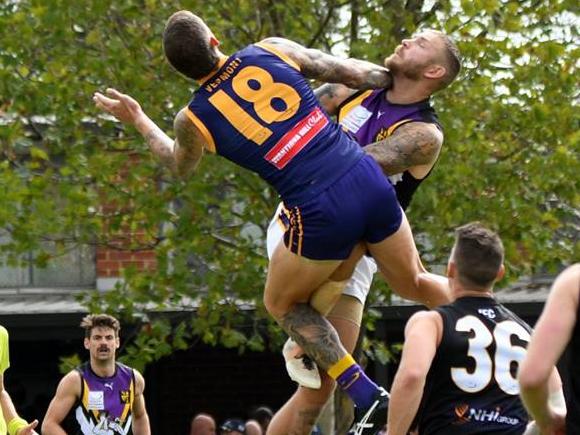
0, 0, 578, 366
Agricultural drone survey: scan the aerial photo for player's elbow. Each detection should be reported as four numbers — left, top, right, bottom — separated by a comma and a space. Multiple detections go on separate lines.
395, 366, 427, 390
518, 362, 550, 392
41, 420, 57, 435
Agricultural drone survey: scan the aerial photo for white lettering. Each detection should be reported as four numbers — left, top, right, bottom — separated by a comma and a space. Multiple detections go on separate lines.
468, 407, 520, 426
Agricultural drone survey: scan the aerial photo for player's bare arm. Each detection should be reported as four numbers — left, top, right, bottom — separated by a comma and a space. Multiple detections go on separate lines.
93, 89, 204, 177
364, 121, 443, 177
132, 370, 151, 435
260, 37, 392, 90
42, 371, 81, 435
314, 83, 356, 116
172, 108, 205, 177
387, 311, 441, 435
519, 265, 579, 431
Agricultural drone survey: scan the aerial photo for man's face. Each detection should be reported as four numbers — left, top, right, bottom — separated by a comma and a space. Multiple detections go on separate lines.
84, 326, 119, 361
384, 30, 445, 80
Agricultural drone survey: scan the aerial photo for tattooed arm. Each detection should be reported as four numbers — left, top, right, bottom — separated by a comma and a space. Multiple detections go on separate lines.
260, 37, 392, 90
93, 88, 204, 177
364, 121, 443, 178
314, 83, 357, 116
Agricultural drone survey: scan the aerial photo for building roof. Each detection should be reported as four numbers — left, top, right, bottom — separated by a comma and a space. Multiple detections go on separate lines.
388, 274, 554, 307
0, 273, 556, 318
0, 288, 88, 315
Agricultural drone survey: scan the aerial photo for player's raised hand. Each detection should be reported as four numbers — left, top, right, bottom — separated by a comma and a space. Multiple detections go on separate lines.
93, 88, 144, 126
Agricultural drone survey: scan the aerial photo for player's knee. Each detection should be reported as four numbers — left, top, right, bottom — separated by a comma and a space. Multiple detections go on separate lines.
391, 276, 421, 302
263, 291, 290, 321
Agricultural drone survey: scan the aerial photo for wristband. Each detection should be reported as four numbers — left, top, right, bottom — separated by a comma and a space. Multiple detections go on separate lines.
7, 417, 28, 435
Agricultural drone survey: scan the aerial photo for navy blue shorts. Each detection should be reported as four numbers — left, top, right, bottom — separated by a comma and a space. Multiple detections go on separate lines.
279, 155, 402, 260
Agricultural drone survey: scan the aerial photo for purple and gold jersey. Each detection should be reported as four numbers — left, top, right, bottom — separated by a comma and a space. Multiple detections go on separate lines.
337, 89, 440, 210
187, 43, 363, 205
67, 362, 135, 435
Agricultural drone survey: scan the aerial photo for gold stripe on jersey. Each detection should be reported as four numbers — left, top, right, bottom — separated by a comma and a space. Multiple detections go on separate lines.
185, 108, 217, 153
81, 379, 100, 420
255, 42, 301, 71
120, 378, 134, 423
387, 118, 413, 136
295, 207, 303, 256
337, 90, 373, 125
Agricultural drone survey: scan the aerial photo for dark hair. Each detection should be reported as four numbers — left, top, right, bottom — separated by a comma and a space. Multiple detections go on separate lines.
80, 314, 120, 338
250, 406, 273, 425
452, 222, 504, 289
163, 11, 220, 80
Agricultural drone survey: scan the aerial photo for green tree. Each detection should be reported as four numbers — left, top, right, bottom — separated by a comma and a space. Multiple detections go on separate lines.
0, 0, 578, 370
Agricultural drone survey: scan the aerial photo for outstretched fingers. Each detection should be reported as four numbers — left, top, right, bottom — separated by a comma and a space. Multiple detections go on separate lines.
105, 88, 126, 100
93, 92, 116, 111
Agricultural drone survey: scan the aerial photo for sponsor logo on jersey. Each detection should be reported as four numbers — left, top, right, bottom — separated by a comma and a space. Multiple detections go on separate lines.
120, 389, 131, 404
454, 403, 471, 424
265, 107, 328, 169
454, 403, 520, 426
340, 105, 372, 133
87, 391, 105, 411
374, 127, 391, 142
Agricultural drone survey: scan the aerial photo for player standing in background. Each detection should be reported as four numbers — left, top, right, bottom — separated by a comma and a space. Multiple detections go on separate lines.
42, 314, 150, 435
386, 223, 563, 435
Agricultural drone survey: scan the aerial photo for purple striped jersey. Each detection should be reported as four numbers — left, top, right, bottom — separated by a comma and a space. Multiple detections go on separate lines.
68, 362, 135, 435
337, 89, 441, 210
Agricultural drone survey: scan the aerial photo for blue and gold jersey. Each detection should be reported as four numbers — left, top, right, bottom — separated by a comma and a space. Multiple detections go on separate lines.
187, 43, 363, 204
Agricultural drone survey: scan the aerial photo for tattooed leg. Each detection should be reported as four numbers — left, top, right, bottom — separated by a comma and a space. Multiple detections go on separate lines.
280, 303, 346, 371
281, 303, 381, 409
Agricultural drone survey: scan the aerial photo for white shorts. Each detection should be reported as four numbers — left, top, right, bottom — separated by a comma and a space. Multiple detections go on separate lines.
266, 203, 376, 304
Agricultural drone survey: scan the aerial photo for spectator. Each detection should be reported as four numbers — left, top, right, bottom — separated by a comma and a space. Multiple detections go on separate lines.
190, 413, 217, 435
244, 420, 262, 435
220, 419, 245, 435
249, 406, 273, 434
